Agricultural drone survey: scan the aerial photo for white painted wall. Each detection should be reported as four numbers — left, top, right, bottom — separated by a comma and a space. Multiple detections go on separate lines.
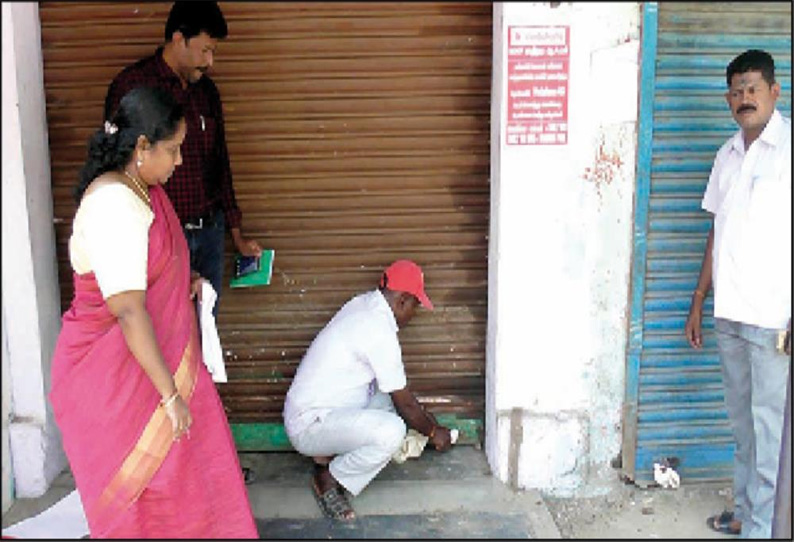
2, 307, 12, 513
486, 2, 640, 496
1, 1, 67, 501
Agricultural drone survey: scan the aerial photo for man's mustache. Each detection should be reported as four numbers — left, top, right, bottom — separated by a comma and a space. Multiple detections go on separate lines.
737, 104, 757, 114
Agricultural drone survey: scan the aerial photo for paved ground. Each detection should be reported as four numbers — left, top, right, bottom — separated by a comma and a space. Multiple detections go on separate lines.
3, 446, 738, 539
242, 446, 559, 538
256, 512, 533, 539
2, 447, 558, 539
241, 448, 737, 539
543, 481, 736, 539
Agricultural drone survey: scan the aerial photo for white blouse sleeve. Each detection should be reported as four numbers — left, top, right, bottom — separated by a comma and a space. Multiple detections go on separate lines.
71, 183, 153, 299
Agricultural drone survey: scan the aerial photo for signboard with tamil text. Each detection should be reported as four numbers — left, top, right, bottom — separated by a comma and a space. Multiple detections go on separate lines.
506, 26, 570, 145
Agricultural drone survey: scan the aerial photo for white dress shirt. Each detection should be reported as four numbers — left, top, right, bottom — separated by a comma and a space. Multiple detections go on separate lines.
283, 289, 408, 436
702, 109, 792, 329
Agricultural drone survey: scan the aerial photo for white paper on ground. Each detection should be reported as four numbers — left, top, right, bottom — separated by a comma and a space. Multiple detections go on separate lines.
392, 428, 460, 464
199, 280, 227, 383
392, 429, 429, 464
1, 489, 88, 539
653, 462, 681, 489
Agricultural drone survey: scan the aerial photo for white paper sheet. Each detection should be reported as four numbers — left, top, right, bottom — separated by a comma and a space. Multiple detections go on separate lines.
199, 281, 227, 383
1, 489, 88, 539
391, 428, 459, 463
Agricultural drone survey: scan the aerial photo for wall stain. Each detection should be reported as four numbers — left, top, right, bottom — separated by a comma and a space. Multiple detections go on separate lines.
581, 130, 625, 201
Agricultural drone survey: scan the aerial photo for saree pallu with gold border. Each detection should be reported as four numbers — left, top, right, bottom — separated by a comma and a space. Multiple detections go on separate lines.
50, 186, 257, 538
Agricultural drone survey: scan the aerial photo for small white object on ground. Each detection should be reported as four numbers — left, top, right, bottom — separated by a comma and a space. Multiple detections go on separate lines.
392, 427, 460, 463
392, 429, 429, 463
653, 462, 681, 489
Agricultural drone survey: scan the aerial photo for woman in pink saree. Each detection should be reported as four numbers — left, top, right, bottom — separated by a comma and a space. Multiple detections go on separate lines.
49, 87, 258, 538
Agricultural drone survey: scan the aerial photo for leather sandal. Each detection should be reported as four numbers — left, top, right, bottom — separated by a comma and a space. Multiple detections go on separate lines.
311, 478, 356, 521
706, 511, 740, 535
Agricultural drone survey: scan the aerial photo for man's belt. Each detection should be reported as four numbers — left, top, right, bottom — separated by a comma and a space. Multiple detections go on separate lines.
183, 209, 218, 230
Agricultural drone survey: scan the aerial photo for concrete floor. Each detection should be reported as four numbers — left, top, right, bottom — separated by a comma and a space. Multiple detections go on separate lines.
242, 446, 560, 538
544, 482, 737, 539
2, 446, 560, 538
3, 445, 739, 539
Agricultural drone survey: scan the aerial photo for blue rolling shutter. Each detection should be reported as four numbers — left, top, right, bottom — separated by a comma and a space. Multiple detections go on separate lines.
624, 2, 791, 485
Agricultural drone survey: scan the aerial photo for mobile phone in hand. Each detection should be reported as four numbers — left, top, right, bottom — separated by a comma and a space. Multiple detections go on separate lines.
236, 255, 260, 278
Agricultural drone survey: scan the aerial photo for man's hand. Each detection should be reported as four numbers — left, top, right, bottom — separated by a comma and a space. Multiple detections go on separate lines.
190, 271, 205, 302
685, 293, 705, 349
391, 387, 453, 451
231, 227, 263, 257
236, 237, 262, 257
430, 426, 453, 452
687, 228, 713, 350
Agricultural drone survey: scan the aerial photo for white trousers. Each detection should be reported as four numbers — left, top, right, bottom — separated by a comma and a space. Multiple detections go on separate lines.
288, 392, 407, 496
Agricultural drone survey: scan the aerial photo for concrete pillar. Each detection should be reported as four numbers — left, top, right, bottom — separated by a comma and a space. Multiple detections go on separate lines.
486, 2, 640, 496
1, 1, 67, 500
2, 309, 13, 513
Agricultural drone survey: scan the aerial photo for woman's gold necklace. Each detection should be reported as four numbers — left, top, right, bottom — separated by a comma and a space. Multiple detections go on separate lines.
123, 170, 151, 206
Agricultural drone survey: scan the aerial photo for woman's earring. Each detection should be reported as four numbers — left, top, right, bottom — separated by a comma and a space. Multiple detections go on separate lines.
136, 157, 143, 168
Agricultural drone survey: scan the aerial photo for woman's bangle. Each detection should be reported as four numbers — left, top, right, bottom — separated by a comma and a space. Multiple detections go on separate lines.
160, 390, 179, 409
428, 425, 437, 439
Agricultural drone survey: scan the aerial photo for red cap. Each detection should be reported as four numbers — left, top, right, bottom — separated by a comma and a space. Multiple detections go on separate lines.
380, 260, 434, 310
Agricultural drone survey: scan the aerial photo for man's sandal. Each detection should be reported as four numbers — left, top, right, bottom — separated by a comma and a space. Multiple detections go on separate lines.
706, 511, 740, 535
311, 478, 356, 521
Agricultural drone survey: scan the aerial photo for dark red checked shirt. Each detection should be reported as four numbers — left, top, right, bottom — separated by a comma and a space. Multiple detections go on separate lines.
104, 47, 242, 229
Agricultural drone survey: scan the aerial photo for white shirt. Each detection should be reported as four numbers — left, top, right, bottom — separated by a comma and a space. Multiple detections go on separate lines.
702, 109, 792, 329
69, 182, 153, 299
283, 289, 407, 436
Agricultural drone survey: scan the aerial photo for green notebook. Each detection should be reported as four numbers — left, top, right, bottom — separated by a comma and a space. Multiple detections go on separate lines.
230, 249, 274, 288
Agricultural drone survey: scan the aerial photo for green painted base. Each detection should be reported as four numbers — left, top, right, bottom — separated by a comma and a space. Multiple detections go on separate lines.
231, 415, 483, 452
231, 422, 292, 451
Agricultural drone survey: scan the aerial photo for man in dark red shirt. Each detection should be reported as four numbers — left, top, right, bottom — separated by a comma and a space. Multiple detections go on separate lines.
105, 1, 261, 315
104, 1, 259, 485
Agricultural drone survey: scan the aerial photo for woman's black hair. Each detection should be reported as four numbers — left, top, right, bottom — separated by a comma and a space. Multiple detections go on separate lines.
75, 86, 184, 202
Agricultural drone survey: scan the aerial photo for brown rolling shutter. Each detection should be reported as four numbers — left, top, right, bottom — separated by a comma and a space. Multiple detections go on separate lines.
40, 2, 491, 438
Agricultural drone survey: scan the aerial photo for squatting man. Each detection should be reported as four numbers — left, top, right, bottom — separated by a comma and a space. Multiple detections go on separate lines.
283, 260, 455, 520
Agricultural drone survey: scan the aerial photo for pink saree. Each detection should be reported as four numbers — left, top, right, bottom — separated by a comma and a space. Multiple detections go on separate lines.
49, 186, 258, 538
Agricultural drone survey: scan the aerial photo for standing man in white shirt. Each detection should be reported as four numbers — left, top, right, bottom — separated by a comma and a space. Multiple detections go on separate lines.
685, 49, 791, 538
283, 260, 454, 521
